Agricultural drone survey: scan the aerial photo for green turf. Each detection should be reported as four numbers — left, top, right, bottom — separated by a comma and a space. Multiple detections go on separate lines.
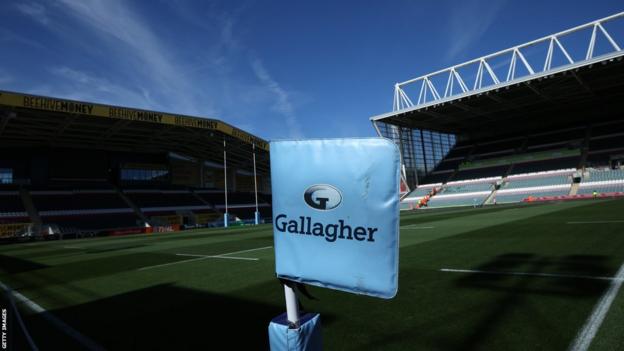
1, 199, 624, 350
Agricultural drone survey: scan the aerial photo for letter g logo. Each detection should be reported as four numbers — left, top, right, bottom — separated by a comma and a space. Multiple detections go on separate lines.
304, 184, 342, 210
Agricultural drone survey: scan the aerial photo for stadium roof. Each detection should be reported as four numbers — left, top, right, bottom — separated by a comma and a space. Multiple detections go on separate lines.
371, 12, 624, 140
0, 90, 270, 174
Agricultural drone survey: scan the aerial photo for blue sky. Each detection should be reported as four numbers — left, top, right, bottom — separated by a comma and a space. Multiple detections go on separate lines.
0, 0, 622, 140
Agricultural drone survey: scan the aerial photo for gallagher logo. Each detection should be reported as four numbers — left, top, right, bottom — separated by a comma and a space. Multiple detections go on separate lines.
304, 184, 342, 210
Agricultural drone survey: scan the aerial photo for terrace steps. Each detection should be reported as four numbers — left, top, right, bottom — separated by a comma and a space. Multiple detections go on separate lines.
115, 187, 149, 225
483, 189, 498, 205
19, 188, 41, 226
570, 183, 580, 196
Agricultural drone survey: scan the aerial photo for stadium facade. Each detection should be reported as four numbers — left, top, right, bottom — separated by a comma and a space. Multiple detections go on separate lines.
0, 91, 271, 239
371, 12, 624, 209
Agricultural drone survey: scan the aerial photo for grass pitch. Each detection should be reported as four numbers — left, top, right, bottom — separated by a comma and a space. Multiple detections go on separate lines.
1, 199, 624, 350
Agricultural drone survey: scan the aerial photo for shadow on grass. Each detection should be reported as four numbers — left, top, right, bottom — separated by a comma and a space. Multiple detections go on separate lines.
399, 202, 543, 226
25, 283, 333, 350
446, 253, 612, 351
85, 244, 146, 254
454, 253, 612, 297
0, 254, 48, 274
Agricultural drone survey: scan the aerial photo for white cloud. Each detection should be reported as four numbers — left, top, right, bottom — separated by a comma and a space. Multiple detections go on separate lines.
15, 2, 49, 25
446, 0, 507, 60
9, 0, 308, 139
54, 0, 209, 115
0, 72, 12, 85
251, 57, 304, 138
47, 66, 154, 108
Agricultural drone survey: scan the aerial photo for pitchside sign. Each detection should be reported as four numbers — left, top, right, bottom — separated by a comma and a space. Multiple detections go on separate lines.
271, 138, 400, 299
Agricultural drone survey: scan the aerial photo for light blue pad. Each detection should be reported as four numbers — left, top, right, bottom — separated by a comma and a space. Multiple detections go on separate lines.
271, 138, 400, 298
268, 313, 322, 351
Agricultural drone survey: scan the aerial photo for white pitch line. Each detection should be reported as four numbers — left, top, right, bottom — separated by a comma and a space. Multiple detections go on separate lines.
138, 246, 272, 271
439, 268, 623, 282
568, 263, 624, 351
214, 245, 274, 257
0, 281, 105, 351
175, 253, 259, 261
62, 246, 84, 249
137, 256, 208, 271
567, 220, 624, 224
401, 225, 435, 229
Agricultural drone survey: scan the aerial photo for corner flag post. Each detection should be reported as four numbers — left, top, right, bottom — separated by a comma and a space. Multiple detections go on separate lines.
268, 138, 400, 350
284, 284, 300, 327
253, 143, 260, 225
223, 139, 229, 228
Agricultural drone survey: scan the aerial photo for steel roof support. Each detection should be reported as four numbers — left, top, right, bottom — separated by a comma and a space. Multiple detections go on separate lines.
389, 11, 624, 112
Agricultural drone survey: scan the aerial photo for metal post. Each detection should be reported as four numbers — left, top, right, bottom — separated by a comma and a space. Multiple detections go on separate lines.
252, 143, 260, 225
284, 284, 300, 328
223, 140, 228, 228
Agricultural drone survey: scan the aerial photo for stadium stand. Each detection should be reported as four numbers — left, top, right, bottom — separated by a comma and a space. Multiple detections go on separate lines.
503, 169, 574, 189
195, 190, 272, 221
453, 165, 509, 181
510, 156, 580, 175
440, 178, 497, 194
0, 191, 27, 219
494, 187, 572, 204
576, 168, 624, 195
124, 189, 204, 209
0, 91, 272, 240
583, 168, 624, 182
426, 191, 491, 208
404, 183, 441, 198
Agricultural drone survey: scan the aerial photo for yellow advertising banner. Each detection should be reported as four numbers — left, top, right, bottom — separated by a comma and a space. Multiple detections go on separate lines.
0, 91, 269, 151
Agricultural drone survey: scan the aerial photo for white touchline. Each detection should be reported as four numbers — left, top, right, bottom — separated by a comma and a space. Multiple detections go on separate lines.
0, 280, 105, 351
568, 262, 624, 351
439, 268, 624, 282
567, 220, 624, 224
62, 246, 84, 249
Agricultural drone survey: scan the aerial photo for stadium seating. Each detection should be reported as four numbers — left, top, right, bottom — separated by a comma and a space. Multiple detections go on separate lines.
585, 151, 616, 167
576, 168, 624, 195
41, 213, 141, 233
441, 182, 493, 194
0, 191, 27, 219
494, 186, 571, 203
472, 138, 523, 157
425, 192, 490, 208
453, 165, 508, 181
124, 190, 204, 209
588, 136, 624, 152
420, 171, 453, 184
577, 183, 624, 194
444, 145, 472, 159
503, 170, 574, 189
227, 206, 272, 221
526, 128, 586, 150
404, 184, 440, 198
433, 159, 463, 171
194, 190, 272, 220
31, 191, 129, 212
509, 156, 580, 174
583, 168, 624, 182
